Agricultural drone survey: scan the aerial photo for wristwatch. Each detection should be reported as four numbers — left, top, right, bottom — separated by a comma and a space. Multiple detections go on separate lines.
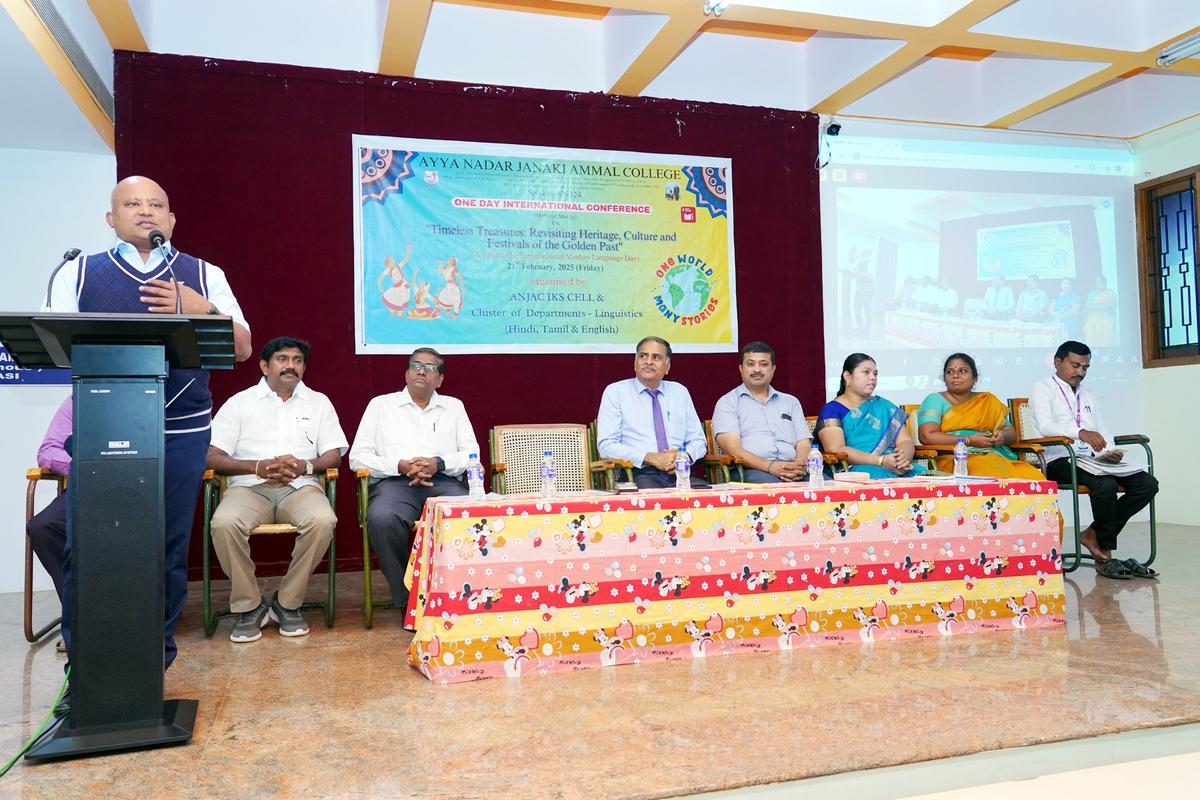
435, 456, 446, 472
304, 460, 314, 476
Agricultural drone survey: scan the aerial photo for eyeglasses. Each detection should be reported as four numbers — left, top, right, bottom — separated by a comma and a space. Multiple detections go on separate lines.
408, 361, 440, 374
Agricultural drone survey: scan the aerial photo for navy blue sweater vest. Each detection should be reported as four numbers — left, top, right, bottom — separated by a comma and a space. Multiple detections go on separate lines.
76, 248, 212, 433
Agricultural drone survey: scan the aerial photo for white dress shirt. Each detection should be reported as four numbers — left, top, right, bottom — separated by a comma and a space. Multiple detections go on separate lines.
210, 378, 348, 489
1028, 375, 1114, 462
43, 238, 250, 332
349, 389, 479, 480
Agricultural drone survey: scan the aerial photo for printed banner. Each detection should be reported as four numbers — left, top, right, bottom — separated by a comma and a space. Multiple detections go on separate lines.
353, 136, 736, 353
0, 344, 69, 385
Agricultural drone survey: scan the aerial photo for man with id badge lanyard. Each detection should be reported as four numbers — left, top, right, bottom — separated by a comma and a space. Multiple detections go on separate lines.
1030, 340, 1158, 579
206, 337, 348, 641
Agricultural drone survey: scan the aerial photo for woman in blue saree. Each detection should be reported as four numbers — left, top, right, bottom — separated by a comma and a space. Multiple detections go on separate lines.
816, 353, 926, 478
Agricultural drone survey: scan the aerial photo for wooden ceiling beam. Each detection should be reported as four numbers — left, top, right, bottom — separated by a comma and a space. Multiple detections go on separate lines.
86, 0, 147, 51
3, 0, 114, 149
378, 0, 434, 76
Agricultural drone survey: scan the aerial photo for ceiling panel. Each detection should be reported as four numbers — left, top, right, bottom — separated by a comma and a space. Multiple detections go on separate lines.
740, 0, 975, 27
845, 53, 1106, 127
133, 0, 388, 73
1015, 70, 1200, 138
416, 2, 605, 92
969, 0, 1200, 52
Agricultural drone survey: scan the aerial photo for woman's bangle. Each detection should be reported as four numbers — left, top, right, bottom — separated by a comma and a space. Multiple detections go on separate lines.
253, 460, 261, 478
878, 455, 884, 467
767, 460, 775, 475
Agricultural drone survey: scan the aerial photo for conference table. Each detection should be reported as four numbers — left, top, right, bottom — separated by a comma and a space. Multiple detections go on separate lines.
402, 477, 1066, 683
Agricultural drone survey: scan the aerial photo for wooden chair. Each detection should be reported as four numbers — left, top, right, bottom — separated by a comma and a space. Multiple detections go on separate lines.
355, 468, 395, 629
903, 401, 1043, 477
701, 419, 741, 483
1008, 397, 1156, 573
586, 420, 634, 490
489, 423, 591, 494
701, 418, 849, 482
200, 468, 339, 635
24, 468, 65, 643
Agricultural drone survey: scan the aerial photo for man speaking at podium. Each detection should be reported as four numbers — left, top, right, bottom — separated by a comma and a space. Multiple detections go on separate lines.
45, 175, 253, 668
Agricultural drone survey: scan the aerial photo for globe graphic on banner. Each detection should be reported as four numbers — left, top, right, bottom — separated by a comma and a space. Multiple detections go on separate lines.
662, 264, 711, 316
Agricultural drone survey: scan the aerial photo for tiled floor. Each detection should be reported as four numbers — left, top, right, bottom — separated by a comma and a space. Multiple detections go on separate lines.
2, 523, 1195, 799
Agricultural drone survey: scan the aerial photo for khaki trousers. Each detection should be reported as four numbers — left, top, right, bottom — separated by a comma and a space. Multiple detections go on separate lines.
210, 484, 336, 613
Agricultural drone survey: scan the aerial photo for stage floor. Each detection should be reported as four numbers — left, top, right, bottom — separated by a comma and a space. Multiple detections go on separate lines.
3, 522, 1198, 799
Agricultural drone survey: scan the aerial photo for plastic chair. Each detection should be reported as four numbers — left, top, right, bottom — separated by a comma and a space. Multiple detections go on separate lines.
24, 468, 65, 643
1008, 397, 1156, 573
200, 468, 338, 635
489, 423, 590, 494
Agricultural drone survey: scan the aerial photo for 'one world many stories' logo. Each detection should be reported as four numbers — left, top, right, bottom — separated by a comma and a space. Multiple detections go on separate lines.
652, 253, 718, 326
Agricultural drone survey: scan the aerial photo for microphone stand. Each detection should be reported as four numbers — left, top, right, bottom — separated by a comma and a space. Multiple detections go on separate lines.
44, 248, 82, 309
149, 231, 182, 314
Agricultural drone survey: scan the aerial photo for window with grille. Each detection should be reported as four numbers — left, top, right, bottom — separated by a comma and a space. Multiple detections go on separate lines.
1137, 168, 1200, 366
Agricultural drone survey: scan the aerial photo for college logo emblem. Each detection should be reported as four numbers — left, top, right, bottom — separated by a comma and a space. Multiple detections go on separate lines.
423, 170, 439, 186
653, 254, 718, 326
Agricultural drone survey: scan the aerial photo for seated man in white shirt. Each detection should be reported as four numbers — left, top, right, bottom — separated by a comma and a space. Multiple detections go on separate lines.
349, 347, 479, 614
981, 275, 1015, 319
207, 337, 348, 642
597, 336, 708, 489
1016, 275, 1049, 322
1029, 340, 1158, 580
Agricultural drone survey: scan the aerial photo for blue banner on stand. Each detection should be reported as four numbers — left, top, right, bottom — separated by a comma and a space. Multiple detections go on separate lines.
0, 344, 70, 385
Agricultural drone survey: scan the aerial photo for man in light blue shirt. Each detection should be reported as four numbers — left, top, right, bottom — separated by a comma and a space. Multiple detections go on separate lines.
712, 341, 812, 483
597, 336, 708, 489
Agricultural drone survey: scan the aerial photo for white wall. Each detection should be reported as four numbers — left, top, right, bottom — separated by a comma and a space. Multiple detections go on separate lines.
0, 147, 115, 593
1132, 115, 1200, 525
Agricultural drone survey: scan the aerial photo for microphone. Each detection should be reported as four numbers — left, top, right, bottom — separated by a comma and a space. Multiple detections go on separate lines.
148, 229, 182, 314
44, 247, 83, 309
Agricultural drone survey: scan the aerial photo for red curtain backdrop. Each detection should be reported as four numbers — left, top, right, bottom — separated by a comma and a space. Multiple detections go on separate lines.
112, 51, 823, 577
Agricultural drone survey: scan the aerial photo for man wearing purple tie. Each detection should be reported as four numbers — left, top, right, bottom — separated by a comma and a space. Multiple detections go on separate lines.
596, 336, 709, 489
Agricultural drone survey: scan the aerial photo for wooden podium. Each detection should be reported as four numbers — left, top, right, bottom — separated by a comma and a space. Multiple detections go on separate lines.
0, 312, 234, 760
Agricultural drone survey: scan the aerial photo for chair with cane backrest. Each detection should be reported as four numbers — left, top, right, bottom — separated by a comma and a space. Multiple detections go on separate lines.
201, 468, 339, 635
489, 423, 590, 494
1008, 397, 1156, 573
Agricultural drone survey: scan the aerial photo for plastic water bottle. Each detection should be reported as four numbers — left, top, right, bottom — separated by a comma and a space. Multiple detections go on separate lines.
807, 445, 824, 487
674, 451, 691, 491
540, 450, 557, 498
953, 437, 969, 477
466, 453, 486, 500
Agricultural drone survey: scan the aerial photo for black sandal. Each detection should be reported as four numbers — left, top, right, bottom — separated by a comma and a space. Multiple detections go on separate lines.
1121, 558, 1159, 579
1095, 558, 1133, 580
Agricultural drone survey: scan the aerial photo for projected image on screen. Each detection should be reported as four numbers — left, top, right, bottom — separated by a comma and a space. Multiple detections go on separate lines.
828, 186, 1118, 356
819, 126, 1138, 407
976, 220, 1076, 281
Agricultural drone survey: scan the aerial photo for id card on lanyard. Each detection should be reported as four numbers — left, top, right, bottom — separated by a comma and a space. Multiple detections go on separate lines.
1055, 379, 1088, 455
